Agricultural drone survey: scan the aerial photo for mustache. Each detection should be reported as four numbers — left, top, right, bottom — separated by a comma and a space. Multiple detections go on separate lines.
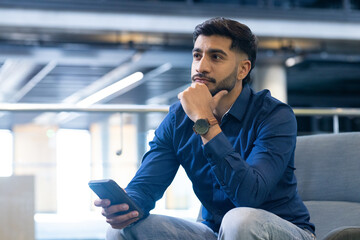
191, 73, 216, 83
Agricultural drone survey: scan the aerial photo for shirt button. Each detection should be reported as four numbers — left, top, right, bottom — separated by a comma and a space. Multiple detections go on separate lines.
220, 181, 225, 186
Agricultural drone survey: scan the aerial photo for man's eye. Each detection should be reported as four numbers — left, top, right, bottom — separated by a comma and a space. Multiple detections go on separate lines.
212, 54, 221, 60
193, 53, 201, 59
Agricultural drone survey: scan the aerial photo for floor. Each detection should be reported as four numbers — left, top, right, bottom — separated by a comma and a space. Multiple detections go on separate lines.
35, 213, 108, 240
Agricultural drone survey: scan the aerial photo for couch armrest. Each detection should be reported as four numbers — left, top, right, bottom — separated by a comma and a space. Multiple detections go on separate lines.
323, 226, 360, 240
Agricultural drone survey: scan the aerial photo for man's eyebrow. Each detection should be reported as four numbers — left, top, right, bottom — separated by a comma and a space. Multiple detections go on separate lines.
208, 49, 228, 56
192, 48, 228, 56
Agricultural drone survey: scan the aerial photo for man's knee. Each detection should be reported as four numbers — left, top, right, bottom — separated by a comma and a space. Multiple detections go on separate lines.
106, 226, 126, 240
219, 207, 269, 239
222, 207, 264, 228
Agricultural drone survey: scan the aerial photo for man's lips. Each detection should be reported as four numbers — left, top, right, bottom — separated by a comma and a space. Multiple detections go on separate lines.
193, 77, 215, 84
194, 78, 210, 83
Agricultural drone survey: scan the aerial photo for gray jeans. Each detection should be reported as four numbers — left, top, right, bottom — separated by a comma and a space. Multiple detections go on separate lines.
106, 207, 316, 240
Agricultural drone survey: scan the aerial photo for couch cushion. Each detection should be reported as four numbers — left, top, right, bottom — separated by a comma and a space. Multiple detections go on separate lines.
295, 132, 360, 202
304, 201, 360, 240
323, 226, 360, 240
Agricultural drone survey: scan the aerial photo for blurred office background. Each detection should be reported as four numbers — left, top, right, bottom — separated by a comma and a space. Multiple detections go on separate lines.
0, 0, 360, 239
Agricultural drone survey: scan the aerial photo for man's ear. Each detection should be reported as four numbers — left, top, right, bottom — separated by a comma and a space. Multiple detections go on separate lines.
237, 60, 251, 80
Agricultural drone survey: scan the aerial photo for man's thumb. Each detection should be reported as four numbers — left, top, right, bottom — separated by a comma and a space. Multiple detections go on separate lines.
213, 90, 228, 103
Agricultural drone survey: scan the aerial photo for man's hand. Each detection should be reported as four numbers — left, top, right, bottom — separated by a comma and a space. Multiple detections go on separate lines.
177, 82, 227, 122
94, 199, 140, 229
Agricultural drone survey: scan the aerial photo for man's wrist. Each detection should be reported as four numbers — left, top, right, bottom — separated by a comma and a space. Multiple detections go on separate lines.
201, 123, 221, 145
193, 117, 218, 135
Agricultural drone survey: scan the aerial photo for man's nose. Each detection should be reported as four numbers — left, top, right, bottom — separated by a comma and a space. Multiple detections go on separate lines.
196, 57, 211, 73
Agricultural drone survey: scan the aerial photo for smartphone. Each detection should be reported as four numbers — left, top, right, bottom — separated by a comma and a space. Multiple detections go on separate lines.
88, 179, 144, 218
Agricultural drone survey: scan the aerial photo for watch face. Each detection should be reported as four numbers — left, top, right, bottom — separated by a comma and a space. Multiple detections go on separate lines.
194, 119, 210, 135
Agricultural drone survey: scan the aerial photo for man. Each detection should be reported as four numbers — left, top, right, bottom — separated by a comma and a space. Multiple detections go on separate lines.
95, 17, 316, 240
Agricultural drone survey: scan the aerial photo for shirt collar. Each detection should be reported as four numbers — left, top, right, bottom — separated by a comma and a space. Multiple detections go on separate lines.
227, 84, 251, 122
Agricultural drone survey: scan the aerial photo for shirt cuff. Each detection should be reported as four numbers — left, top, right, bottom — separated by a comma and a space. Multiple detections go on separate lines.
203, 132, 233, 165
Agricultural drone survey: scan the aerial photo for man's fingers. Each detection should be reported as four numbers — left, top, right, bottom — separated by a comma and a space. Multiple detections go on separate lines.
93, 198, 139, 230
177, 92, 182, 100
179, 82, 208, 100
106, 211, 139, 223
106, 211, 140, 229
94, 198, 110, 208
102, 204, 130, 217
109, 217, 140, 229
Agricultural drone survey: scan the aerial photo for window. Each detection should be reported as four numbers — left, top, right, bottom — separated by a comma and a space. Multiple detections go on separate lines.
56, 129, 91, 214
0, 129, 13, 177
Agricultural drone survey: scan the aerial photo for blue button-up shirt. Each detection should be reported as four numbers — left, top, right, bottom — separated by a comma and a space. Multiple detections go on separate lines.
126, 84, 315, 234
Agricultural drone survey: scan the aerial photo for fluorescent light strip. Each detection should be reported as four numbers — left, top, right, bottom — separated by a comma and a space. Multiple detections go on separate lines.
285, 56, 304, 67
77, 72, 144, 106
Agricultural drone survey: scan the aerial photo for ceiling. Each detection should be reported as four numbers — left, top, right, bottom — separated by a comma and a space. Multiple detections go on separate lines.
0, 1, 360, 129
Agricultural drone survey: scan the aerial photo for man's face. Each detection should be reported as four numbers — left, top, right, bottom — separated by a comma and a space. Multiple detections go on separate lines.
191, 35, 242, 96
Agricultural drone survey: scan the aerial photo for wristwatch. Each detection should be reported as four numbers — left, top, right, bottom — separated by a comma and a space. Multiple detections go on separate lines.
193, 117, 218, 135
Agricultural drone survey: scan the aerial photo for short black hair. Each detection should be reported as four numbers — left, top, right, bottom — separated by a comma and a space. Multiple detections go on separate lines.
193, 17, 258, 85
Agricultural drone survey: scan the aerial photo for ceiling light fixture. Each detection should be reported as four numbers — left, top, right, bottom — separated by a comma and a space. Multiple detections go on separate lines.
77, 71, 144, 106
285, 56, 304, 67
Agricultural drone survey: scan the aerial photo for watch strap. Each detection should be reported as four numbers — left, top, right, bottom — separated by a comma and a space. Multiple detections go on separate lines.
207, 117, 218, 126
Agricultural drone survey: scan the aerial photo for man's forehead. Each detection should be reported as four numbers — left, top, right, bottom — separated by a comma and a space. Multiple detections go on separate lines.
194, 34, 248, 59
193, 35, 232, 51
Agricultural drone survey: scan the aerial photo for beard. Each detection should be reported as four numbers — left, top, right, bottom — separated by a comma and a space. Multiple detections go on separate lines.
191, 67, 238, 96
210, 68, 238, 96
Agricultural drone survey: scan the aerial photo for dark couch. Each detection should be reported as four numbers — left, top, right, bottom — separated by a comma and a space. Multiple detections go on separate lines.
295, 132, 360, 240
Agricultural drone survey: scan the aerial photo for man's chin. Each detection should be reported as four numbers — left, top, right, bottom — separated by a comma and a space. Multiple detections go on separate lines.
211, 88, 232, 97
210, 89, 220, 96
